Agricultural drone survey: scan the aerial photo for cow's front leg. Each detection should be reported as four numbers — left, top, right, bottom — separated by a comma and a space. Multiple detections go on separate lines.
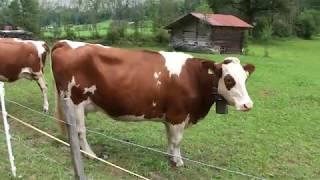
36, 74, 49, 113
75, 105, 97, 158
165, 122, 185, 167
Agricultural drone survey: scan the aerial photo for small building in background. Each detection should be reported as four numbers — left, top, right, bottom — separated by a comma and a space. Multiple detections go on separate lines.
165, 13, 253, 54
0, 23, 33, 39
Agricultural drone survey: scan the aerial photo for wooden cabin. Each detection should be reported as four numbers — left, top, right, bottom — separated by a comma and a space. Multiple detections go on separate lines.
165, 13, 253, 54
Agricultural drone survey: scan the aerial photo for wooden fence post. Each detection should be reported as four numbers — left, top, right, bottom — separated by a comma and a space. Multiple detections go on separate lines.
61, 97, 86, 180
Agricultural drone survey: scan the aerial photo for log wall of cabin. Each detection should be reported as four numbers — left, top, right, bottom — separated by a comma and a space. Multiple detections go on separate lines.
211, 27, 244, 53
170, 19, 211, 47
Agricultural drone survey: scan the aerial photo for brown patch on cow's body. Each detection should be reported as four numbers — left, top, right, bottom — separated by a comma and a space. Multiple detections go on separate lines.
51, 42, 220, 125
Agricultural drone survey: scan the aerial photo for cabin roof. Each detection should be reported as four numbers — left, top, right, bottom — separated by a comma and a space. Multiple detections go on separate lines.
165, 12, 253, 29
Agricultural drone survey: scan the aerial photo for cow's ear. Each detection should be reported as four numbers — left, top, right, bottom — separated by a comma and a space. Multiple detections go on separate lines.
213, 63, 222, 78
201, 60, 214, 71
243, 64, 255, 75
201, 60, 222, 77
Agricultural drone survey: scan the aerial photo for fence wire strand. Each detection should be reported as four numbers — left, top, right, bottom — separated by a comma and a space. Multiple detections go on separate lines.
0, 129, 74, 177
5, 98, 266, 180
3, 113, 150, 180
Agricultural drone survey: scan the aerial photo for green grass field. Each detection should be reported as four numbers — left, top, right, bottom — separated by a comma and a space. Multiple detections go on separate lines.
0, 37, 320, 179
42, 20, 154, 39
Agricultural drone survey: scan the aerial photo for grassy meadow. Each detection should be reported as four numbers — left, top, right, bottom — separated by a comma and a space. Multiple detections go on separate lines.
42, 20, 154, 39
0, 37, 320, 179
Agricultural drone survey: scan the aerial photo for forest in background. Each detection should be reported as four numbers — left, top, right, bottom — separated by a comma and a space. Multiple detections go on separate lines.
0, 0, 319, 44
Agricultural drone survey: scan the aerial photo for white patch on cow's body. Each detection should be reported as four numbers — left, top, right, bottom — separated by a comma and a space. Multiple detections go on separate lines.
37, 74, 49, 112
159, 51, 193, 77
28, 41, 46, 59
154, 71, 162, 87
208, 69, 214, 74
60, 40, 87, 49
152, 101, 157, 107
154, 72, 161, 79
0, 75, 8, 81
18, 67, 33, 79
60, 76, 79, 99
165, 114, 190, 167
84, 85, 97, 95
95, 44, 110, 48
13, 39, 46, 59
224, 57, 240, 64
218, 60, 253, 111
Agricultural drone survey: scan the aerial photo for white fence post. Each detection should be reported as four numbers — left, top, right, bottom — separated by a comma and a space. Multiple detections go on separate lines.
0, 82, 17, 177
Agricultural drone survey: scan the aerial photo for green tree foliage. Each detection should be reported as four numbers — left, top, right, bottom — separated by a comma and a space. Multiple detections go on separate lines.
105, 21, 127, 44
8, 0, 22, 25
206, 0, 292, 24
195, 0, 213, 13
261, 24, 273, 57
295, 10, 317, 39
6, 0, 40, 34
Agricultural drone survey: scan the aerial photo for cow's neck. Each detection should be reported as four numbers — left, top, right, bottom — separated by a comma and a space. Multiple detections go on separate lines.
188, 60, 219, 123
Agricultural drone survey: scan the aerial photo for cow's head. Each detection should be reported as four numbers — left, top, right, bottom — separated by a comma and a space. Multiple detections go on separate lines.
215, 57, 255, 112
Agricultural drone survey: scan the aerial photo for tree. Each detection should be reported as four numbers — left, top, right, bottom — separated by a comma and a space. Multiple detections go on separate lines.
184, 0, 201, 13
195, 0, 213, 13
295, 10, 317, 39
261, 24, 273, 57
206, 0, 293, 24
8, 0, 23, 25
20, 0, 40, 34
0, 0, 9, 25
7, 0, 40, 34
87, 0, 104, 37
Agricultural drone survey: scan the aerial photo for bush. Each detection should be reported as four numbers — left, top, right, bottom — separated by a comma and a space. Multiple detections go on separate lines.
273, 19, 292, 37
105, 21, 128, 44
295, 10, 317, 39
52, 25, 62, 39
154, 28, 169, 44
65, 25, 77, 40
252, 17, 270, 39
242, 31, 250, 55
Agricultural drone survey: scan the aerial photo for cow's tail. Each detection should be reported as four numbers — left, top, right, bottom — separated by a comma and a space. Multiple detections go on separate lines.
54, 84, 67, 136
41, 42, 50, 67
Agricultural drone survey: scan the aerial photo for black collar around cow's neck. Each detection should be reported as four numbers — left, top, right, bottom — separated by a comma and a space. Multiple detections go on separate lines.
212, 82, 228, 114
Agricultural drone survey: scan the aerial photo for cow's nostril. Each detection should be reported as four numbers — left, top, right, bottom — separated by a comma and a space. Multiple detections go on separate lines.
242, 104, 252, 111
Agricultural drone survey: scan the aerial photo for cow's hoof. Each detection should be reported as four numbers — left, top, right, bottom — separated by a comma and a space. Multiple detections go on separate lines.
170, 159, 184, 167
102, 154, 108, 160
175, 160, 184, 167
83, 151, 97, 159
43, 108, 49, 113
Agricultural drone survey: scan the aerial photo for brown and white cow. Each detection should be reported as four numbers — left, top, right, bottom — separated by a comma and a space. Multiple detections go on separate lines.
52, 40, 255, 167
0, 38, 49, 112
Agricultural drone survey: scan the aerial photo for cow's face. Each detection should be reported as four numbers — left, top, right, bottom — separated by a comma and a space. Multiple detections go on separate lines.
217, 57, 255, 111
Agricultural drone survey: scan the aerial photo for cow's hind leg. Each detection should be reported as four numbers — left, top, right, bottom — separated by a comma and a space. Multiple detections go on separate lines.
36, 74, 49, 113
165, 122, 185, 167
75, 104, 96, 158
